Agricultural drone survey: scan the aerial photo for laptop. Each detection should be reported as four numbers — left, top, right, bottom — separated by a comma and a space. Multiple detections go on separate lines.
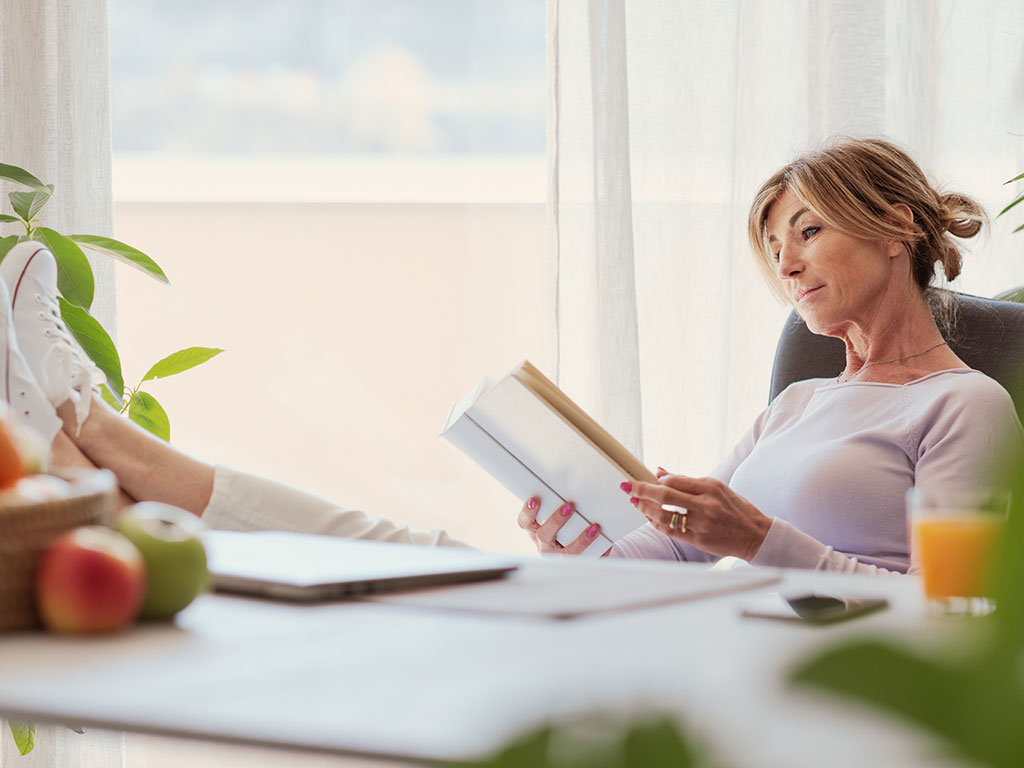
203, 530, 519, 602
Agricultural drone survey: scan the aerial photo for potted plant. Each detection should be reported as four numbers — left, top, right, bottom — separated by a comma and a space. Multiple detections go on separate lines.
0, 162, 221, 440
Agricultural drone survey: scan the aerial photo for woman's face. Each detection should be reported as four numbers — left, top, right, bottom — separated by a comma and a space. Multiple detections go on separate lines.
765, 189, 900, 337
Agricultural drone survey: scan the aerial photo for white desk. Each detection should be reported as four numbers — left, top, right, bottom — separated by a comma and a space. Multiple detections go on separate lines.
0, 558, 969, 768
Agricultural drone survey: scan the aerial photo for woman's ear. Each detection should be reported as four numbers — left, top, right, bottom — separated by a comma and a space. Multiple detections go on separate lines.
891, 203, 914, 228
887, 203, 915, 259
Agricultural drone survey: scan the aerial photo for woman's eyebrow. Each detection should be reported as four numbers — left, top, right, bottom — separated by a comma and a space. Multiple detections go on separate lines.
767, 207, 810, 243
788, 207, 809, 227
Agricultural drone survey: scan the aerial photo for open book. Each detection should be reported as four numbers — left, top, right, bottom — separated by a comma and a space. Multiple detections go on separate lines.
441, 361, 654, 557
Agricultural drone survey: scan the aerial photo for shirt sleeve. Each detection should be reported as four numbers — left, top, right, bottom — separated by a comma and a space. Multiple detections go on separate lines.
202, 465, 471, 548
749, 518, 913, 574
911, 377, 1024, 501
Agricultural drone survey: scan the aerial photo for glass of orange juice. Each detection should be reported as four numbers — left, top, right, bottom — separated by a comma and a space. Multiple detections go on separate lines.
908, 487, 1009, 615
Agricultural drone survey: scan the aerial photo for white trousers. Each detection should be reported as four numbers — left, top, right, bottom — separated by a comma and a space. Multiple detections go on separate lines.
201, 465, 468, 548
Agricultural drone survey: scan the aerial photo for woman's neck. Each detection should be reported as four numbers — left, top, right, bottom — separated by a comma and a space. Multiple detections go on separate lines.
837, 292, 961, 384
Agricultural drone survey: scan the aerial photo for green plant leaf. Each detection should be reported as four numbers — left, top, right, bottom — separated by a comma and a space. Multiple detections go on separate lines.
441, 716, 707, 768
993, 285, 1024, 303
9, 720, 36, 755
792, 641, 963, 737
0, 235, 19, 261
997, 194, 1024, 218
1004, 171, 1024, 185
0, 214, 20, 223
0, 162, 47, 190
70, 235, 170, 285
445, 724, 554, 767
128, 390, 170, 441
623, 717, 705, 767
99, 383, 123, 411
988, 464, 1024, 653
792, 641, 1024, 768
58, 297, 124, 403
10, 188, 52, 222
34, 227, 95, 309
142, 347, 223, 382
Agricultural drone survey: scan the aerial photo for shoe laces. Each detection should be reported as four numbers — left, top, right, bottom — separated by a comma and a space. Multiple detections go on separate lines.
33, 292, 104, 428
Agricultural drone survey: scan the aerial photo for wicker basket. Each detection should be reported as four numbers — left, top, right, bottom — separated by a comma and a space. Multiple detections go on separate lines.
0, 469, 118, 632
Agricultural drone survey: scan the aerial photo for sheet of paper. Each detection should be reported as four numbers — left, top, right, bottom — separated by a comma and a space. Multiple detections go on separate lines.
365, 558, 780, 619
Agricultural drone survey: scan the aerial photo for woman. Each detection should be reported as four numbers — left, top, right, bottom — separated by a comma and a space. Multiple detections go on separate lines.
518, 138, 1024, 574
5, 138, 1022, 573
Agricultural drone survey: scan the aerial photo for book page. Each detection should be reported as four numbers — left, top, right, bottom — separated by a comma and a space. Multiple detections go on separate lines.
512, 361, 656, 482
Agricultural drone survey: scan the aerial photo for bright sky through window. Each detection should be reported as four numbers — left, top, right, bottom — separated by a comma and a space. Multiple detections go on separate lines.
109, 0, 545, 156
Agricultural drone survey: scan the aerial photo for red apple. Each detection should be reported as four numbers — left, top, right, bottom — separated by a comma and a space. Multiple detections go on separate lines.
35, 526, 146, 634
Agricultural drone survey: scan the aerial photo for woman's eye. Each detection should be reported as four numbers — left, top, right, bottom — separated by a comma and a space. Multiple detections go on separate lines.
771, 251, 781, 263
801, 226, 820, 240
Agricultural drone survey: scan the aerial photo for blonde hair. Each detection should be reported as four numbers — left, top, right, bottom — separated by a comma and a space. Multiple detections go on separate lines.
747, 138, 986, 303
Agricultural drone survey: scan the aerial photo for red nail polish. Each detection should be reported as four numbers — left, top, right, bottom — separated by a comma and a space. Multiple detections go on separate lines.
560, 503, 573, 516
645, 516, 652, 522
587, 524, 599, 537
619, 481, 632, 493
657, 466, 666, 473
630, 497, 639, 507
527, 498, 538, 510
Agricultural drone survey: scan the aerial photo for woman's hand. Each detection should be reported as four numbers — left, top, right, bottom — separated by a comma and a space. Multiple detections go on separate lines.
517, 497, 604, 555
623, 472, 771, 561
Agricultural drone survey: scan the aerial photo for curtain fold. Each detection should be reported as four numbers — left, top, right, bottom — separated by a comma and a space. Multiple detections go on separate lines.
0, 2, 118, 765
548, 0, 1024, 474
0, 0, 116, 334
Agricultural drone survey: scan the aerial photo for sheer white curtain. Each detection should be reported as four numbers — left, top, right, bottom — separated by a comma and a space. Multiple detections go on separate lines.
0, 0, 117, 332
0, 4, 120, 765
549, 0, 1024, 475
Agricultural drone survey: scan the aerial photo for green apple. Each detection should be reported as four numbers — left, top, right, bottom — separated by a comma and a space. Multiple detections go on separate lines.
115, 502, 209, 620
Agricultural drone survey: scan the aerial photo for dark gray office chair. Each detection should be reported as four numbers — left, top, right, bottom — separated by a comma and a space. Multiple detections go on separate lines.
769, 292, 1024, 422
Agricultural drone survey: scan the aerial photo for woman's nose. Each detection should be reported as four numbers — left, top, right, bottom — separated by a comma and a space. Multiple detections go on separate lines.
776, 247, 803, 278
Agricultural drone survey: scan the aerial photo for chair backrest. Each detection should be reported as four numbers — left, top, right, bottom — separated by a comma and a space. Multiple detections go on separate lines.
769, 293, 1024, 421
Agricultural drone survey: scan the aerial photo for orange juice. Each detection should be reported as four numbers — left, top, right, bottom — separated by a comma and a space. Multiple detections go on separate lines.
914, 516, 1004, 598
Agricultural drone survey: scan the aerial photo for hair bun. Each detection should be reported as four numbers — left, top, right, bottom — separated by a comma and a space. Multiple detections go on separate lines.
939, 193, 984, 239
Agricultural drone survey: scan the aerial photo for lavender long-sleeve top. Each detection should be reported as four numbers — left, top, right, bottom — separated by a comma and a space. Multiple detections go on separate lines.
611, 369, 1024, 574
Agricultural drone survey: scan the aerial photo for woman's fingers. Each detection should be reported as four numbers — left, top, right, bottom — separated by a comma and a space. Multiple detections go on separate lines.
639, 499, 690, 536
518, 497, 541, 531
561, 522, 602, 554
535, 501, 575, 549
519, 498, 601, 555
624, 478, 700, 537
659, 474, 726, 496
630, 481, 701, 512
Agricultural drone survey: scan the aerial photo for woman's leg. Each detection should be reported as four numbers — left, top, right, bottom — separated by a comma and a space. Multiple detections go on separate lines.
49, 429, 137, 510
1, 243, 466, 545
56, 396, 214, 517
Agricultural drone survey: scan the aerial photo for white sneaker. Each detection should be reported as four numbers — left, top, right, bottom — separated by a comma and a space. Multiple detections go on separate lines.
0, 263, 62, 445
0, 242, 102, 436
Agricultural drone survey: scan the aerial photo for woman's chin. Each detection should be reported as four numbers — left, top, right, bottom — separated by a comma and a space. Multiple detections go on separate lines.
798, 311, 840, 338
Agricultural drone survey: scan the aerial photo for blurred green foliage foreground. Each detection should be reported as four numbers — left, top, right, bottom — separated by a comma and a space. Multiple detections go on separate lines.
790, 459, 1024, 768
436, 716, 712, 768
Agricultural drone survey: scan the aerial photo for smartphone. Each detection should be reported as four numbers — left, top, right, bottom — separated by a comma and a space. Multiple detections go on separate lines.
741, 593, 888, 624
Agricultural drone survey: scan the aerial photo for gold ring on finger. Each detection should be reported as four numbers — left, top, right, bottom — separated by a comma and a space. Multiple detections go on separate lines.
668, 511, 687, 533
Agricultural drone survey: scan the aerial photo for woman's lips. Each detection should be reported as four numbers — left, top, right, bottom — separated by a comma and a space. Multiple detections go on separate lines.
795, 285, 823, 303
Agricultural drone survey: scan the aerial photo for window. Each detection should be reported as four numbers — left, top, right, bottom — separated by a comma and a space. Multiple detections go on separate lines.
110, 0, 546, 551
